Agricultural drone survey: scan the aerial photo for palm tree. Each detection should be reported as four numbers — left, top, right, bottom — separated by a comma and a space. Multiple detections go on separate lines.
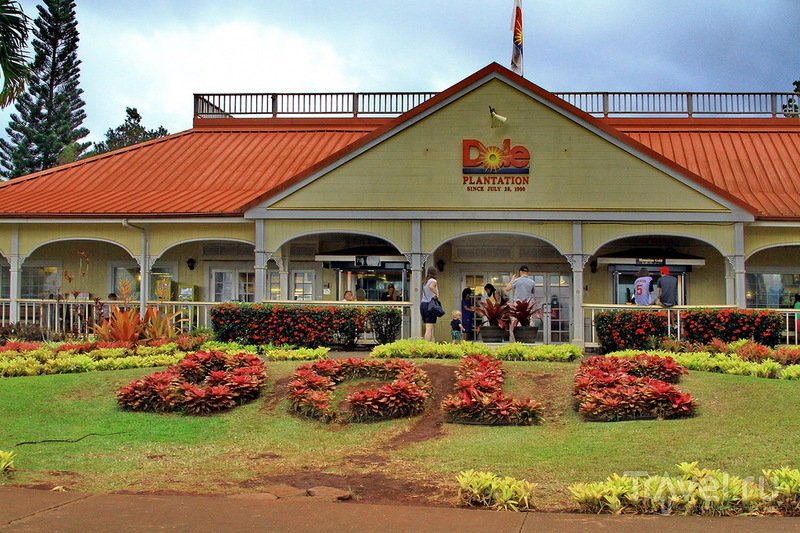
0, 0, 29, 108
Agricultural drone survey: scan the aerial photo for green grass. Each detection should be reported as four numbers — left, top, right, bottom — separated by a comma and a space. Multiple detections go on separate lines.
1, 360, 798, 509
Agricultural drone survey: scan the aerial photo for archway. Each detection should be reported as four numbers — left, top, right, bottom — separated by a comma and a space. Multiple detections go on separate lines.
432, 233, 571, 344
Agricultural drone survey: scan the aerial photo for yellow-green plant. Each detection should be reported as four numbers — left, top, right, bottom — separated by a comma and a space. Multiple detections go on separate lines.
456, 469, 537, 511
0, 450, 16, 474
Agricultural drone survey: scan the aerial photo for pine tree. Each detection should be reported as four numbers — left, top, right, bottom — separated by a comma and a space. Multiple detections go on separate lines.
82, 107, 169, 158
0, 0, 88, 179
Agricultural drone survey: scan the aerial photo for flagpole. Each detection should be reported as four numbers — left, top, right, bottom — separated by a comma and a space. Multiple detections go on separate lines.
511, 0, 523, 76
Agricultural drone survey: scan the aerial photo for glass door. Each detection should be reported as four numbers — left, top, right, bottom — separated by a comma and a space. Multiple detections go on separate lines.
463, 271, 570, 343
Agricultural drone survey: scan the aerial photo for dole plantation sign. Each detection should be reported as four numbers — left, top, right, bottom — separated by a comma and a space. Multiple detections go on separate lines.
462, 139, 530, 193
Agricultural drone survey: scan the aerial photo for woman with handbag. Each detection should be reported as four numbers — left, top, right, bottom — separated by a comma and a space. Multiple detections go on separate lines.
421, 266, 441, 341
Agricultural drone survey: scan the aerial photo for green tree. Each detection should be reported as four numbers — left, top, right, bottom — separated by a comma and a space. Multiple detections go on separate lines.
82, 107, 169, 158
0, 0, 30, 108
0, 0, 88, 179
784, 79, 800, 118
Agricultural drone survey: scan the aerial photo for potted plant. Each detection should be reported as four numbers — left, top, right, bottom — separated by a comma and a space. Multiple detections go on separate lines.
508, 299, 542, 343
475, 299, 509, 343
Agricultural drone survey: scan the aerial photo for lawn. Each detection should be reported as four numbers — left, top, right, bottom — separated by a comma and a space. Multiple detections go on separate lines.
1, 358, 799, 510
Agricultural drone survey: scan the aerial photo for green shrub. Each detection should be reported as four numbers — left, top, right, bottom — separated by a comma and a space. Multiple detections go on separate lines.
365, 307, 402, 345
782, 365, 800, 380
493, 342, 581, 361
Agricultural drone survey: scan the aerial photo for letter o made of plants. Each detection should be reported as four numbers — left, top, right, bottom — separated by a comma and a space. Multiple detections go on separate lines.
287, 358, 431, 423
116, 350, 268, 415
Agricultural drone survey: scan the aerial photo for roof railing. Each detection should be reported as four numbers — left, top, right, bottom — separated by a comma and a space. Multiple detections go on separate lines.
194, 91, 800, 119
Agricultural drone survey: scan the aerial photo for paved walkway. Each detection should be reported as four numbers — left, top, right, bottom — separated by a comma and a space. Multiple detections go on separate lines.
2, 487, 800, 532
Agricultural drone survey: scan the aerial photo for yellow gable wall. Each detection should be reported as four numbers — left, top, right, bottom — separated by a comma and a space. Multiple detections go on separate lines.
262, 220, 412, 252
583, 223, 736, 256
271, 79, 731, 214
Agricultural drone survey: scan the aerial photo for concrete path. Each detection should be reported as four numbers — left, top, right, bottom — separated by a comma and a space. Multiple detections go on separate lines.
2, 487, 800, 532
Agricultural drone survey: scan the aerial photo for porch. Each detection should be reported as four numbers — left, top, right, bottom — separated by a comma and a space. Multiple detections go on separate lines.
2, 298, 798, 348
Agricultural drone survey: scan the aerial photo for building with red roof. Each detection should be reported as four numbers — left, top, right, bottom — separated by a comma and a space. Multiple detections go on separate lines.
1, 63, 798, 345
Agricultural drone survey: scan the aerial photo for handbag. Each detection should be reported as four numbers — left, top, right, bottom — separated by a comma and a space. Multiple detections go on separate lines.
428, 297, 445, 318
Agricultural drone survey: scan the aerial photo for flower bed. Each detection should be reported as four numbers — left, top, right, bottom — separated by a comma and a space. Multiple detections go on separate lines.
573, 355, 697, 421
0, 339, 328, 378
287, 358, 431, 423
609, 347, 795, 379
441, 354, 544, 425
570, 462, 800, 515
370, 339, 581, 362
116, 350, 267, 415
210, 303, 402, 348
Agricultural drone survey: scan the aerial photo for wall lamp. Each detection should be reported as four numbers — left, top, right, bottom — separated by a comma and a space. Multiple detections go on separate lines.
436, 259, 445, 272
489, 106, 507, 128
186, 257, 196, 271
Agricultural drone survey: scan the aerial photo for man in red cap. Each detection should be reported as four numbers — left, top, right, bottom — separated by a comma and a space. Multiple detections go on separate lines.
656, 266, 678, 307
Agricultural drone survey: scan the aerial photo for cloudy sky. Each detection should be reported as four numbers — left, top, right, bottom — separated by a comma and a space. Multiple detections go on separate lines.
2, 0, 798, 144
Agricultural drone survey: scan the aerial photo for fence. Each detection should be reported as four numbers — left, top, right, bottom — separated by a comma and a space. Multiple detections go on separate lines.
0, 299, 413, 342
583, 304, 800, 348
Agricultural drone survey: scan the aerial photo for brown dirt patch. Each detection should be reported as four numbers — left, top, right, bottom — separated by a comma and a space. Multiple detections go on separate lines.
381, 363, 455, 448
246, 470, 453, 507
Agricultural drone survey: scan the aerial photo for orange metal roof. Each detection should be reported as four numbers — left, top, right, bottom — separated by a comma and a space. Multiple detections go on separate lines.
0, 63, 797, 221
610, 118, 800, 219
0, 118, 386, 218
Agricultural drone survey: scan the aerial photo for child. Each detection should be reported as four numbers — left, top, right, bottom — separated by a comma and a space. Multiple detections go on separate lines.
451, 310, 465, 343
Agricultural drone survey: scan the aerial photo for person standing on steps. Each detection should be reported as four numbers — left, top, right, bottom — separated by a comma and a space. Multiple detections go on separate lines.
505, 265, 535, 338
420, 266, 440, 341
656, 266, 678, 307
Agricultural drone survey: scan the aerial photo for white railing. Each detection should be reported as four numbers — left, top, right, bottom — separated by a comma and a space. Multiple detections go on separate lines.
583, 304, 799, 348
0, 299, 413, 341
193, 91, 799, 119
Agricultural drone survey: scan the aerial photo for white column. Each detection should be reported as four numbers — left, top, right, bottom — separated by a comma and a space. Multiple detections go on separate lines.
732, 222, 747, 308
408, 220, 424, 339
724, 256, 736, 306
254, 221, 267, 302
567, 222, 589, 348
275, 256, 290, 300
8, 255, 23, 323
8, 224, 21, 323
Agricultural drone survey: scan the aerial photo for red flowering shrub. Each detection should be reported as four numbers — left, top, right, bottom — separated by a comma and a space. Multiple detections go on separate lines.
287, 358, 431, 423
116, 350, 267, 415
441, 354, 544, 426
594, 310, 667, 353
681, 309, 781, 347
573, 355, 696, 421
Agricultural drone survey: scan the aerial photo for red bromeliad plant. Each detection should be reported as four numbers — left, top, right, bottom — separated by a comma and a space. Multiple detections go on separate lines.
474, 299, 510, 328
116, 350, 267, 415
573, 355, 697, 421
287, 357, 431, 423
441, 354, 544, 426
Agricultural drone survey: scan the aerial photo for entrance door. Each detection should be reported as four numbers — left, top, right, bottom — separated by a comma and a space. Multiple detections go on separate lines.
463, 271, 570, 344
532, 274, 571, 344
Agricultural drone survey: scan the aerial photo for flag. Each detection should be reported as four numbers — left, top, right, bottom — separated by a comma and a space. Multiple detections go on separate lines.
511, 0, 523, 76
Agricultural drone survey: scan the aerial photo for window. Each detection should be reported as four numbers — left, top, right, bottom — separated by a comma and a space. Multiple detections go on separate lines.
212, 270, 255, 302
268, 271, 281, 300
0, 263, 8, 298
292, 271, 314, 301
112, 265, 177, 300
22, 265, 60, 298
746, 272, 800, 308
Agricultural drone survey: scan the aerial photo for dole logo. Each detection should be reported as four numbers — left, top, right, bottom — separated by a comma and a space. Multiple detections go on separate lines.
462, 139, 530, 173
